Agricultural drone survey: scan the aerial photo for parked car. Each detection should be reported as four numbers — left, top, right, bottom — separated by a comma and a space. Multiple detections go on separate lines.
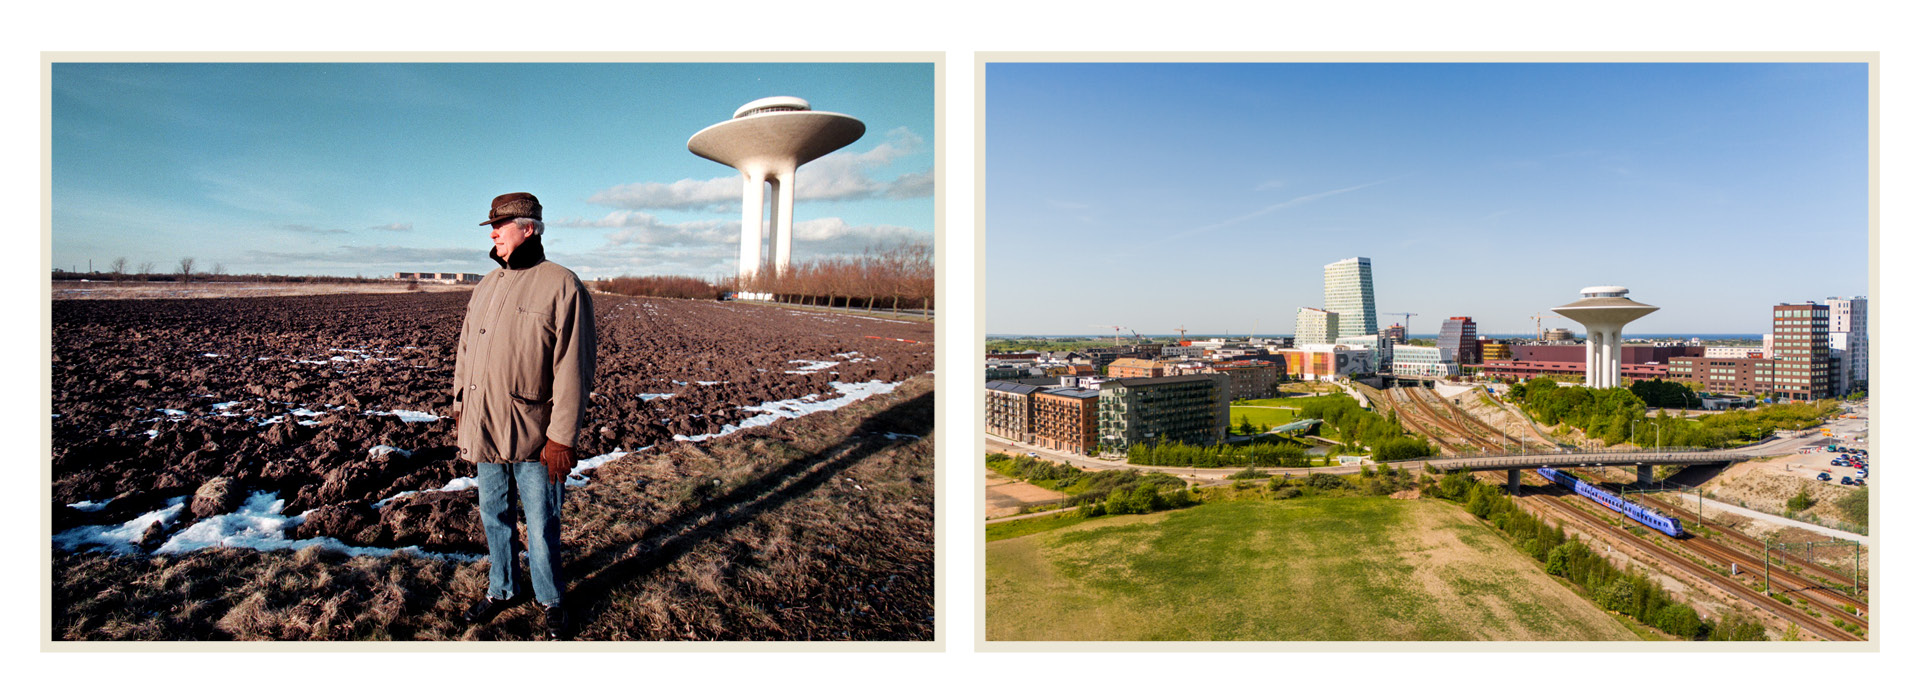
1817, 472, 1832, 481
1840, 476, 1854, 485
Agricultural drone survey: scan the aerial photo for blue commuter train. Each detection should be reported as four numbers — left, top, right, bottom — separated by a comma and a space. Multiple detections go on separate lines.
1536, 468, 1686, 538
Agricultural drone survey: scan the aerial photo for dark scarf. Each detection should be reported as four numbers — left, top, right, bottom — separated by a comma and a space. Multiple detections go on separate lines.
489, 235, 546, 270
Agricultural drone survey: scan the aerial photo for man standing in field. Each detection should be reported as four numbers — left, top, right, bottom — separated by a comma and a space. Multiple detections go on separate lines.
452, 192, 596, 640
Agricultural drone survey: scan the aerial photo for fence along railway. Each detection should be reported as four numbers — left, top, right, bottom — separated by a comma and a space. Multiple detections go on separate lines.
1523, 481, 1863, 642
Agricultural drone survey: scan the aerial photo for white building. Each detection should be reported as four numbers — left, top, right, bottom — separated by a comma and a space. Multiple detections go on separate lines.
1295, 307, 1339, 346
1825, 296, 1867, 393
1323, 257, 1378, 338
1390, 343, 1459, 378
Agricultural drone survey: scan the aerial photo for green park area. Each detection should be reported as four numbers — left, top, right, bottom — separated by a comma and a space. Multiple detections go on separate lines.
985, 497, 1640, 641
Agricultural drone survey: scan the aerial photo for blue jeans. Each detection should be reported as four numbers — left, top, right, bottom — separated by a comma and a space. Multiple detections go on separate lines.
476, 461, 565, 607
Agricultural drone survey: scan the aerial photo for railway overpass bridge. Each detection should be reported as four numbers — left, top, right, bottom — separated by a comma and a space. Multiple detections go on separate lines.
1384, 448, 1760, 493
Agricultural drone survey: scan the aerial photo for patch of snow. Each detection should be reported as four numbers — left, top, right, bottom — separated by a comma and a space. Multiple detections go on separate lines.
156, 408, 186, 416
373, 477, 480, 509
210, 401, 242, 410
638, 393, 675, 401
201, 353, 222, 358
365, 409, 441, 423
674, 380, 903, 443
567, 449, 643, 487
369, 445, 414, 459
696, 380, 726, 386
52, 498, 187, 554
143, 429, 159, 438
297, 420, 321, 426
880, 432, 923, 441
289, 407, 327, 417
68, 497, 115, 512
787, 359, 841, 373
150, 491, 479, 561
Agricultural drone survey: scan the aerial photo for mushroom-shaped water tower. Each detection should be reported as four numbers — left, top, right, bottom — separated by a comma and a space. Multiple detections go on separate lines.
1552, 286, 1658, 389
688, 96, 865, 284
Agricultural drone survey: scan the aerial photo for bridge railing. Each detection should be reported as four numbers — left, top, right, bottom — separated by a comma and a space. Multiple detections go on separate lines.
1380, 445, 1753, 468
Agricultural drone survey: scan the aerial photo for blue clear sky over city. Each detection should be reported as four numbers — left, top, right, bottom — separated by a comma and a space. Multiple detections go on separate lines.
52, 62, 934, 280
985, 62, 1868, 337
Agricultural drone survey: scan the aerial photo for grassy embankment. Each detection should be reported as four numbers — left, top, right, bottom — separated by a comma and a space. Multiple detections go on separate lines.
986, 495, 1639, 641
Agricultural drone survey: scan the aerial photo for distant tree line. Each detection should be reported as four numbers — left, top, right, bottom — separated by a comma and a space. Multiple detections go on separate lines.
595, 275, 727, 300
1128, 440, 1312, 468
736, 241, 933, 312
51, 256, 402, 285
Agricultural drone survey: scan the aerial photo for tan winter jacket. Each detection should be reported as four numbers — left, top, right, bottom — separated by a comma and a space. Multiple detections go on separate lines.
452, 247, 595, 464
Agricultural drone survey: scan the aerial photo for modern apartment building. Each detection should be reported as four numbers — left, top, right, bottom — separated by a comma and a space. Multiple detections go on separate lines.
1032, 387, 1099, 454
1323, 257, 1378, 338
1825, 295, 1867, 394
1207, 359, 1280, 401
1096, 375, 1230, 453
1770, 301, 1832, 401
1295, 307, 1339, 346
1666, 356, 1775, 395
1481, 340, 1511, 361
1437, 316, 1479, 365
984, 380, 1041, 442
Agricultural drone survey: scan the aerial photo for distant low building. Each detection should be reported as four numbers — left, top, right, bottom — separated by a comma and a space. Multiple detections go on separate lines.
1107, 357, 1171, 378
395, 272, 482, 284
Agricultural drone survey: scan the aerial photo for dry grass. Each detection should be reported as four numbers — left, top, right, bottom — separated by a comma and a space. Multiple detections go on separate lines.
52, 376, 933, 642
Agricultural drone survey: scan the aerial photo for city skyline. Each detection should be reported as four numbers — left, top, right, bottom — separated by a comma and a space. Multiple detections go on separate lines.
51, 62, 935, 280
985, 62, 1869, 335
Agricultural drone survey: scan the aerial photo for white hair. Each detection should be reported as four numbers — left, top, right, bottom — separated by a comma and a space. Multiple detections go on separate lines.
514, 217, 544, 236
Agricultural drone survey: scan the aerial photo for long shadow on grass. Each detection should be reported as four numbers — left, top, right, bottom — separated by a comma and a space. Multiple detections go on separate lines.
563, 389, 933, 637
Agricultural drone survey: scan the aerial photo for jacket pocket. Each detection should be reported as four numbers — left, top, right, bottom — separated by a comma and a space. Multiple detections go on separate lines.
509, 392, 553, 452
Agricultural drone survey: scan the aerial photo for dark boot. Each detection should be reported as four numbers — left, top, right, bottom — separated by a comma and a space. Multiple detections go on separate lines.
543, 603, 570, 641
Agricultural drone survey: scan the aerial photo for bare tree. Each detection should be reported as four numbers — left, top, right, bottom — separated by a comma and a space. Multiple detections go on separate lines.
178, 257, 195, 278
109, 257, 128, 275
212, 262, 226, 276
137, 261, 155, 276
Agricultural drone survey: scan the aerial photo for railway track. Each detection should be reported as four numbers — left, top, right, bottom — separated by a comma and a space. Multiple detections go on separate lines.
1370, 386, 1460, 454
1643, 492, 1867, 598
1390, 387, 1506, 453
1683, 535, 1869, 628
1525, 488, 1862, 641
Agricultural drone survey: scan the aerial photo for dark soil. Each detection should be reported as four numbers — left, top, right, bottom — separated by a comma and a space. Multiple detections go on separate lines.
51, 291, 933, 640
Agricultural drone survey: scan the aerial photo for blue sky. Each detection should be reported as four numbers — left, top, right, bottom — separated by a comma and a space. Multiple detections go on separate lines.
985, 62, 1868, 336
52, 62, 934, 280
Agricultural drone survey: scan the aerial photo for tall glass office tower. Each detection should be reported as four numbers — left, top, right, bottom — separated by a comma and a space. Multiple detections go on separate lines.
1323, 257, 1377, 339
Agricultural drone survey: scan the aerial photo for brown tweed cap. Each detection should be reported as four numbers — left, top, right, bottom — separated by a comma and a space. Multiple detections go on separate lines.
481, 192, 542, 226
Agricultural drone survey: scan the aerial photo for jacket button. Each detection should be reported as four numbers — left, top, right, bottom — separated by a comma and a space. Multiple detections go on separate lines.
469, 385, 476, 391
479, 329, 486, 334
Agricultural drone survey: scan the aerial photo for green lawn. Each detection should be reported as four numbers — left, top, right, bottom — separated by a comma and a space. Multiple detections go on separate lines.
1229, 405, 1299, 431
985, 497, 1639, 641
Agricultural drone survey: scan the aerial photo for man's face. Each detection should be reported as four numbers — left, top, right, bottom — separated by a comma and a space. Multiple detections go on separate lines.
491, 220, 533, 259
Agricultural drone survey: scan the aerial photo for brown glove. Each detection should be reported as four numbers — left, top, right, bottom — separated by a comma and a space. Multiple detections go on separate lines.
541, 439, 576, 484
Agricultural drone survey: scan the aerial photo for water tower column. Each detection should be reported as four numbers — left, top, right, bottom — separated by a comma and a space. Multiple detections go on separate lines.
772, 167, 798, 274
739, 171, 766, 280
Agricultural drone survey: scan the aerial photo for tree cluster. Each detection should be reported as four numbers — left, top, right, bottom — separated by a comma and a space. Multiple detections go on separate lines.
1294, 394, 1436, 459
1513, 376, 1836, 448
1127, 440, 1311, 468
737, 240, 933, 312
596, 275, 727, 300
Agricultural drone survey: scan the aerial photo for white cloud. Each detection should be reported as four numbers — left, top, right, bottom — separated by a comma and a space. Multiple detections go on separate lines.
240, 245, 481, 265
586, 127, 933, 211
564, 214, 929, 279
278, 224, 350, 234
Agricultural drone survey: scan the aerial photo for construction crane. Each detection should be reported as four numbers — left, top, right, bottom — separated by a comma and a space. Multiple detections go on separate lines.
1383, 312, 1419, 332
1089, 324, 1125, 346
1175, 325, 1188, 342
1529, 313, 1549, 340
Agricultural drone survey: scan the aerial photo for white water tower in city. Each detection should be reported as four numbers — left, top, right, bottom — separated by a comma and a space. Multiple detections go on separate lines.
1553, 286, 1658, 389
688, 96, 865, 284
